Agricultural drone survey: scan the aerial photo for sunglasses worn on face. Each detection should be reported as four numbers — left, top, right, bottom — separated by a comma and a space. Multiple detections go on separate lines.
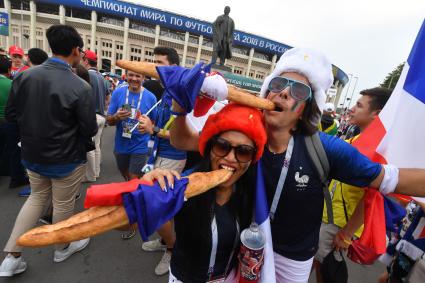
268, 76, 312, 101
211, 136, 256, 163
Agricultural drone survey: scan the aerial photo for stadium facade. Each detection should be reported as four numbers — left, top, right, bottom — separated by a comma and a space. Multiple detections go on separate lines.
0, 0, 348, 103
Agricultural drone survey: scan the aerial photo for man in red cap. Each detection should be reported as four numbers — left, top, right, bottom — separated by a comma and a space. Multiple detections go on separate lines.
82, 49, 109, 183
8, 46, 29, 79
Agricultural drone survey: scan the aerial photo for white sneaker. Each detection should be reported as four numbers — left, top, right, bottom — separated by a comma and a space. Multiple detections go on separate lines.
155, 251, 171, 276
0, 254, 27, 277
142, 238, 167, 252
53, 238, 90, 263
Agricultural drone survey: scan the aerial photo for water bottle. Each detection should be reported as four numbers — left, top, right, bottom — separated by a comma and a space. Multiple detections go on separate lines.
238, 223, 265, 283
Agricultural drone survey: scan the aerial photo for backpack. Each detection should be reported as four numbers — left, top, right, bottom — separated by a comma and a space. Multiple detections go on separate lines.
304, 132, 334, 224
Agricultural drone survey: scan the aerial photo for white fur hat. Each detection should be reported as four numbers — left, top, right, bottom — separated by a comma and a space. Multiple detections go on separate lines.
260, 47, 334, 113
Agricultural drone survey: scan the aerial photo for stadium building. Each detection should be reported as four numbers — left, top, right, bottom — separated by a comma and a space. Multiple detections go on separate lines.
0, 0, 348, 103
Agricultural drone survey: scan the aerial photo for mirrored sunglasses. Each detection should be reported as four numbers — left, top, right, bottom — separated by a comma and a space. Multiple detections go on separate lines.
268, 76, 312, 101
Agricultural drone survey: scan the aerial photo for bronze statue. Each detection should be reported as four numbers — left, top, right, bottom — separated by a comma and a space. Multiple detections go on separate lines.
212, 6, 235, 65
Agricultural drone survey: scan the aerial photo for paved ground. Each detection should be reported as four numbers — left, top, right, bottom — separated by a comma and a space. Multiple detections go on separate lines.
0, 127, 385, 283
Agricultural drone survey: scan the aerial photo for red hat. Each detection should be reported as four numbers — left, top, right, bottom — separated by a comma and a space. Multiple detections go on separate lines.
199, 103, 267, 161
9, 45, 24, 57
84, 50, 97, 62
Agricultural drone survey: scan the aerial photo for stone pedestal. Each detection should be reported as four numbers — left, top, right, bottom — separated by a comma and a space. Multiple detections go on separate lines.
211, 64, 232, 73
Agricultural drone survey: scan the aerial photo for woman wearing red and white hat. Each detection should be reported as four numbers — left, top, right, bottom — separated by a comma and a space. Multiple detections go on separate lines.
142, 103, 267, 283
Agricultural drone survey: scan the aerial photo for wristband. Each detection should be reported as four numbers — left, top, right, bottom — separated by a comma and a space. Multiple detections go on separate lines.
337, 231, 352, 245
379, 164, 399, 195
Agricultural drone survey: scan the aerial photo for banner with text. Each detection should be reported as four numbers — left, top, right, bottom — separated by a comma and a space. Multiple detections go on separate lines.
37, 0, 291, 54
0, 12, 9, 36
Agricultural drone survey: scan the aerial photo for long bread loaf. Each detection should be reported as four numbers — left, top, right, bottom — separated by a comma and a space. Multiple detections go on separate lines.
116, 60, 275, 111
17, 169, 233, 247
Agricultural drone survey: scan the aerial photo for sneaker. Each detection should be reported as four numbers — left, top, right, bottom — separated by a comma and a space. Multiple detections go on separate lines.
53, 238, 90, 263
18, 186, 31, 197
0, 254, 27, 277
155, 251, 171, 276
142, 238, 167, 252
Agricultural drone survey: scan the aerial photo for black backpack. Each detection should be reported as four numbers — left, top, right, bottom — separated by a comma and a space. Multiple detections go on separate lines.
304, 133, 334, 224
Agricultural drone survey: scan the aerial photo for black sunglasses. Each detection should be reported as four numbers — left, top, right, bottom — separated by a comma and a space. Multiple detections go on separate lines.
211, 136, 256, 163
268, 76, 312, 101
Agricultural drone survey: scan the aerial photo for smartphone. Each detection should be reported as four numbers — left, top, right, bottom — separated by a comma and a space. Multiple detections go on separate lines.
121, 104, 131, 112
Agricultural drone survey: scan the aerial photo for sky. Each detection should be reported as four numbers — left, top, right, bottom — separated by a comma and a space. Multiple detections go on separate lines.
128, 0, 425, 106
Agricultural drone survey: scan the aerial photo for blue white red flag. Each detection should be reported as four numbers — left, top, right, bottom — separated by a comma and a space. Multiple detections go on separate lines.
255, 160, 276, 282
352, 19, 425, 255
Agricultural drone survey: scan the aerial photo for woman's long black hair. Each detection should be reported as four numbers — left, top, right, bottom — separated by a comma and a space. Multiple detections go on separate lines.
175, 138, 256, 237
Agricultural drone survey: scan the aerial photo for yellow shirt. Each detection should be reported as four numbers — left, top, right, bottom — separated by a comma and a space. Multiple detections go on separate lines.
322, 135, 365, 238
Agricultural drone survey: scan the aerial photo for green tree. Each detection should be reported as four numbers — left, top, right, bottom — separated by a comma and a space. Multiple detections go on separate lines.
380, 62, 405, 90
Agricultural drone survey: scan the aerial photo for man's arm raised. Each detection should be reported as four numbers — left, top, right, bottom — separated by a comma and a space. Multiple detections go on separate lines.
169, 100, 199, 152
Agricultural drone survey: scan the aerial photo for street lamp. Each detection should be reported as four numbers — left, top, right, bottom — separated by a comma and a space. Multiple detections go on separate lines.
341, 73, 353, 109
347, 76, 359, 109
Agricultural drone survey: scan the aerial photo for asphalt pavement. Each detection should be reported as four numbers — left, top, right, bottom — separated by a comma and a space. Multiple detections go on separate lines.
0, 126, 385, 283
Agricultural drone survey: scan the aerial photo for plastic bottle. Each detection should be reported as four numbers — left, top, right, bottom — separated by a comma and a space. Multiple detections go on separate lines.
238, 223, 265, 283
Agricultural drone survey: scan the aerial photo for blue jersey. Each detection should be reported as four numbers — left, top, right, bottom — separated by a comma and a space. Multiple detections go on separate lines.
262, 132, 382, 261
108, 87, 157, 154
155, 99, 186, 160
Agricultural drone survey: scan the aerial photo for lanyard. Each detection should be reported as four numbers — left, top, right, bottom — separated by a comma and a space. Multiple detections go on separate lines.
269, 136, 295, 221
207, 210, 240, 281
125, 88, 143, 111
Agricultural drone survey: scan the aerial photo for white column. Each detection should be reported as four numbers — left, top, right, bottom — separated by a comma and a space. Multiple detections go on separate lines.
154, 25, 160, 47
59, 5, 66, 25
195, 35, 203, 63
90, 11, 97, 51
270, 54, 277, 74
43, 28, 49, 52
245, 48, 254, 78
29, 1, 36, 48
4, 0, 11, 48
111, 39, 116, 72
123, 17, 129, 60
181, 32, 189, 67
141, 45, 145, 61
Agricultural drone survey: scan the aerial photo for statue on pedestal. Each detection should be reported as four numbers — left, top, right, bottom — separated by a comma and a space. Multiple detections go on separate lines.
211, 6, 235, 66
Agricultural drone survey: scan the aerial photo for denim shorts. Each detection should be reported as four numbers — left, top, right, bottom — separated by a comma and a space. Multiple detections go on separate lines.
114, 153, 148, 175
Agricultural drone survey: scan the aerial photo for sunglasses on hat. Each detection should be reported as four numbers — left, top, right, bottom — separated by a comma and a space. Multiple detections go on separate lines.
211, 136, 256, 163
268, 77, 312, 101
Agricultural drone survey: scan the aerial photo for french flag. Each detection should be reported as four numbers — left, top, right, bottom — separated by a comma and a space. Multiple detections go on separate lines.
255, 160, 276, 282
350, 19, 425, 256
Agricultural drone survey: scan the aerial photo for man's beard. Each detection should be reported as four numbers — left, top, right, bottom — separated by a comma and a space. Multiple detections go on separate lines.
130, 84, 140, 92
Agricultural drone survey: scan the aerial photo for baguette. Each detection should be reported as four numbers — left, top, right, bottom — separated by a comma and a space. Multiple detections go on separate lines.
184, 168, 233, 199
116, 60, 159, 79
17, 169, 233, 247
227, 85, 275, 111
115, 60, 275, 111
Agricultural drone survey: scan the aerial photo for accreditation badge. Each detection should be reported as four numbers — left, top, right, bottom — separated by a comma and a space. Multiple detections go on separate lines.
122, 119, 138, 139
